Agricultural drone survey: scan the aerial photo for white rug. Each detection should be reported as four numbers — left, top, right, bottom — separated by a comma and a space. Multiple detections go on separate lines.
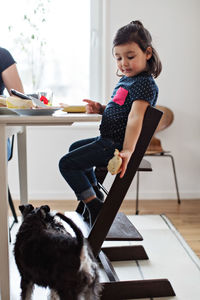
8, 214, 200, 300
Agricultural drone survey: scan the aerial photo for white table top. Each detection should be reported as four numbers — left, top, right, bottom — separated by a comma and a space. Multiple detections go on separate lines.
0, 112, 102, 125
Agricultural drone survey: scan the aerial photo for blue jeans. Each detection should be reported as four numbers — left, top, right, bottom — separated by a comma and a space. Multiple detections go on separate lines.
59, 136, 121, 201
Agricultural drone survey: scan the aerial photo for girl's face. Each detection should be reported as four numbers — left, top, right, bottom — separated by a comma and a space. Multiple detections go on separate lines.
114, 42, 152, 77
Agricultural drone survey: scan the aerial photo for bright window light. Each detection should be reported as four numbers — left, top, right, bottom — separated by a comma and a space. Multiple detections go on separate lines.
1, 0, 91, 105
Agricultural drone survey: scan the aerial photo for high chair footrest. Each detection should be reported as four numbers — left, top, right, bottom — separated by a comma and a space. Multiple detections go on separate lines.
105, 212, 143, 241
102, 245, 148, 261
101, 279, 176, 299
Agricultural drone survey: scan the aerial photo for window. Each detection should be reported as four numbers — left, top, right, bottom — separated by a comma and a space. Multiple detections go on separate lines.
1, 0, 102, 105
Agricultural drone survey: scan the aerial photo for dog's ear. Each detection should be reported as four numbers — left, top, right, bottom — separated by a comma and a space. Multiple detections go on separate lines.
37, 205, 50, 219
40, 205, 50, 213
19, 204, 34, 215
19, 205, 25, 213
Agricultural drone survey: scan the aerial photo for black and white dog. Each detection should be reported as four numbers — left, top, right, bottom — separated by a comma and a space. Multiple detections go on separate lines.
14, 204, 102, 300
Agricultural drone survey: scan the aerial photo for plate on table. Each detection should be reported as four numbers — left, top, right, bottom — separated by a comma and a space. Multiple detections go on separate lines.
62, 105, 86, 113
0, 107, 18, 115
10, 108, 61, 116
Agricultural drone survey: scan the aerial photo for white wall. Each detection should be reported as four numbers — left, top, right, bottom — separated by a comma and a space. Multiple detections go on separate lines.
101, 0, 200, 199
8, 0, 200, 200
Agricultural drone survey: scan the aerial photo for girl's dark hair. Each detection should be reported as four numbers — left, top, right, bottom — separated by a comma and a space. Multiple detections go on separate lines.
113, 20, 162, 78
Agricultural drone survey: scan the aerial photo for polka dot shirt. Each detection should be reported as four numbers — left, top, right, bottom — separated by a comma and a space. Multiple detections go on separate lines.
100, 72, 159, 145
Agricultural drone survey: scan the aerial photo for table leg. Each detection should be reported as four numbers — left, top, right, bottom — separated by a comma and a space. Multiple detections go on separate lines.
17, 126, 28, 204
0, 125, 10, 299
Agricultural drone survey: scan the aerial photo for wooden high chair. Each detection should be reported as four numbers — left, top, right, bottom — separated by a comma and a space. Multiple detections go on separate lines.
71, 105, 176, 299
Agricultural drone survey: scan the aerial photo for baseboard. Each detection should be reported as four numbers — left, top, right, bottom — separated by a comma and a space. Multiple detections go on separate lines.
10, 190, 200, 200
12, 199, 200, 217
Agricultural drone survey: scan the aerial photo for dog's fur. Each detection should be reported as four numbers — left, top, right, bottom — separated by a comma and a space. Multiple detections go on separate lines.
14, 204, 102, 300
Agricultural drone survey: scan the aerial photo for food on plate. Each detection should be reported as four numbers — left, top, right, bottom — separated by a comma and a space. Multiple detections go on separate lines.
0, 97, 7, 107
6, 96, 33, 109
60, 103, 86, 113
107, 149, 122, 175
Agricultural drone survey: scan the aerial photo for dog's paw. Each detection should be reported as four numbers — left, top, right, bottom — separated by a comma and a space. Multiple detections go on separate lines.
48, 289, 59, 300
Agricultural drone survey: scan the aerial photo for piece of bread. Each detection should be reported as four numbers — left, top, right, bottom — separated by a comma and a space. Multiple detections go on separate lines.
6, 96, 33, 109
107, 149, 122, 175
0, 97, 7, 107
62, 105, 86, 113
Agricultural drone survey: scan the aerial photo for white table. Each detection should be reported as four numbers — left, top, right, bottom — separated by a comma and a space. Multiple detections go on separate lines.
0, 112, 101, 300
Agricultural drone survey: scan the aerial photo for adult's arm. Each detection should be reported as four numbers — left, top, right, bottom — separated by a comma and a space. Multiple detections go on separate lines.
2, 63, 24, 95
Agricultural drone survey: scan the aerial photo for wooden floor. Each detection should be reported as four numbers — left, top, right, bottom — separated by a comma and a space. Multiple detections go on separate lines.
12, 199, 200, 258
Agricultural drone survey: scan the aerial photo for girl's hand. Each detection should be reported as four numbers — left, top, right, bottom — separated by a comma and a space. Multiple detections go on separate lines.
83, 99, 103, 114
118, 150, 132, 178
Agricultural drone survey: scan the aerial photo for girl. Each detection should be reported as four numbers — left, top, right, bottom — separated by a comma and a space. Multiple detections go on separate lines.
59, 20, 162, 226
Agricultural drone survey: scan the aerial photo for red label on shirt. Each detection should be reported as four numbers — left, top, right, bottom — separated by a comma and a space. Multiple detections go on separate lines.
112, 87, 128, 105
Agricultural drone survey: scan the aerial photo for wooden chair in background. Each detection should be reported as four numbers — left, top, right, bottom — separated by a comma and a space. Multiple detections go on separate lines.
135, 105, 181, 214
